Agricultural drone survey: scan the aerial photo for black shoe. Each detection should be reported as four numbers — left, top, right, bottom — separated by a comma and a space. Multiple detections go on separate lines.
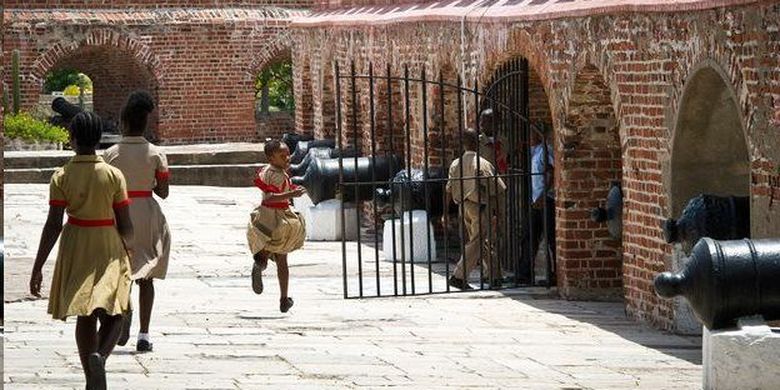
87, 353, 106, 390
280, 297, 294, 313
116, 310, 132, 347
251, 262, 264, 294
136, 339, 153, 352
448, 277, 473, 290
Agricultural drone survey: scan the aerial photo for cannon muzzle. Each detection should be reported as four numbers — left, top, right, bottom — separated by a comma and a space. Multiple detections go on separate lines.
663, 218, 678, 244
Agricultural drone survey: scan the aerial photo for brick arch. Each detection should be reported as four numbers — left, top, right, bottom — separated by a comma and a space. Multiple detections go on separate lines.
30, 29, 161, 86
478, 28, 558, 129
557, 60, 623, 300
245, 30, 296, 82
669, 60, 750, 216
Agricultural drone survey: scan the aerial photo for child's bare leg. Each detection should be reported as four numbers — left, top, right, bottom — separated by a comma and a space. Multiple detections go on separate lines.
75, 314, 99, 379
253, 250, 269, 270
138, 279, 154, 334
275, 253, 289, 299
96, 310, 123, 358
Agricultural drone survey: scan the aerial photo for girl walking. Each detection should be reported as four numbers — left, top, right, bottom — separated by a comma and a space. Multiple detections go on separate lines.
104, 91, 171, 353
30, 111, 134, 390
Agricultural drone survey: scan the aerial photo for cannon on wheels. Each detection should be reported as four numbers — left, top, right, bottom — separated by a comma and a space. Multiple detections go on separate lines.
663, 194, 750, 253
291, 155, 402, 205
655, 238, 780, 330
50, 97, 121, 147
281, 132, 314, 153
289, 147, 358, 177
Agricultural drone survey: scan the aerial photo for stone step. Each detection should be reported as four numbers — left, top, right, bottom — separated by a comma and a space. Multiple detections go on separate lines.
4, 142, 265, 169
4, 163, 264, 187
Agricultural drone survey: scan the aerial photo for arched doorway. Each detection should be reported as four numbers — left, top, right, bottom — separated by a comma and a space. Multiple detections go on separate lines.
254, 54, 296, 141
46, 45, 159, 142
668, 63, 750, 333
671, 65, 750, 215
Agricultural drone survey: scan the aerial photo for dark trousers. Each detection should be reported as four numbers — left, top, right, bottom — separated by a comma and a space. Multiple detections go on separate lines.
520, 196, 556, 281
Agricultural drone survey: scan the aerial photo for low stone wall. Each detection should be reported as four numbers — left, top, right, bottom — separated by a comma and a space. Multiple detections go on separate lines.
3, 137, 63, 152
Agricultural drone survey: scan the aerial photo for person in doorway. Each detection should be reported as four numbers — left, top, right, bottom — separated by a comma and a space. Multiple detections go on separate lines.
520, 126, 556, 283
443, 128, 507, 290
29, 111, 133, 390
103, 91, 171, 353
478, 108, 509, 283
246, 140, 307, 313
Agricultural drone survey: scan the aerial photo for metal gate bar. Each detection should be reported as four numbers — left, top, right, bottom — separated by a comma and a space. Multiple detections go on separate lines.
336, 60, 552, 298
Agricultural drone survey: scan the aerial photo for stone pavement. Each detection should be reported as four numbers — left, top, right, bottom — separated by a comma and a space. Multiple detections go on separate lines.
4, 184, 702, 389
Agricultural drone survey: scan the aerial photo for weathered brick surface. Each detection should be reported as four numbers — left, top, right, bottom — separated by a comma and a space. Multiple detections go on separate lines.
291, 1, 780, 330
3, 8, 304, 144
4, 1, 316, 8
256, 110, 295, 140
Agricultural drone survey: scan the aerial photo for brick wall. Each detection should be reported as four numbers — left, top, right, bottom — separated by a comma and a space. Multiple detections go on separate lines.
291, 1, 780, 331
3, 8, 300, 144
4, 1, 316, 8
256, 111, 295, 140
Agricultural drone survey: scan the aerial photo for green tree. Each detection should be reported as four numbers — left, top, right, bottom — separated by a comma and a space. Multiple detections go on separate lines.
255, 61, 294, 113
44, 69, 92, 93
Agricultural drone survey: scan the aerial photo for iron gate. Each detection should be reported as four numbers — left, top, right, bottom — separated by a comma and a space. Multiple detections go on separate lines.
334, 60, 553, 298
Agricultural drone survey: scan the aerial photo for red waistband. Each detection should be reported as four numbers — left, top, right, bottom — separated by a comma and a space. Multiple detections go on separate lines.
68, 216, 115, 227
128, 191, 153, 198
261, 201, 290, 210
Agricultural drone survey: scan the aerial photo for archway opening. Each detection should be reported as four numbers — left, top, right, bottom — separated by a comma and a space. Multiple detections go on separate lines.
45, 45, 159, 142
671, 66, 750, 216
560, 63, 622, 300
255, 55, 295, 141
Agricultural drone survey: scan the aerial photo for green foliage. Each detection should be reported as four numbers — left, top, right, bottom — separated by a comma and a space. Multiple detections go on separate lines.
4, 112, 69, 144
255, 61, 294, 112
63, 85, 82, 96
12, 49, 21, 114
44, 69, 93, 94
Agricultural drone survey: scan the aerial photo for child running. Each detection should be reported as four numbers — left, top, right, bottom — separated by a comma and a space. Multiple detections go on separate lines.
246, 140, 306, 313
29, 111, 133, 390
103, 91, 171, 353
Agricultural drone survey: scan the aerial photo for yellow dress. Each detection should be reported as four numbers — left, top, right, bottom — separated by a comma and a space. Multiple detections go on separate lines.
47, 155, 133, 321
104, 136, 172, 280
246, 165, 306, 256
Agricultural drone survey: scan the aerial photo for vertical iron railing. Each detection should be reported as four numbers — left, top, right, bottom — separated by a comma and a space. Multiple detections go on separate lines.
335, 61, 551, 298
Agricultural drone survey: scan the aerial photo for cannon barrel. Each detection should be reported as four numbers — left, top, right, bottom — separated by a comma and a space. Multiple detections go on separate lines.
51, 97, 83, 121
281, 132, 314, 153
590, 181, 623, 240
654, 238, 780, 330
290, 139, 336, 164
289, 147, 358, 177
374, 168, 448, 217
291, 155, 401, 205
662, 194, 750, 253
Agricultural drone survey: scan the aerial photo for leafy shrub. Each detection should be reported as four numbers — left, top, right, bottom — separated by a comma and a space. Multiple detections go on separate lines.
4, 112, 69, 144
63, 85, 81, 96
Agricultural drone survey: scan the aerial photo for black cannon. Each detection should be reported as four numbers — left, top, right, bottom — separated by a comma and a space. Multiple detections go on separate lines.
654, 238, 780, 330
591, 181, 623, 240
290, 139, 336, 164
51, 97, 120, 146
375, 168, 450, 217
663, 194, 750, 253
291, 155, 402, 204
281, 132, 314, 153
289, 147, 358, 177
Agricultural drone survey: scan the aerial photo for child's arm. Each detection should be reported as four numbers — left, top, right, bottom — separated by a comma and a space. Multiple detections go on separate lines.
153, 175, 169, 199
264, 187, 306, 202
30, 205, 65, 297
114, 205, 135, 248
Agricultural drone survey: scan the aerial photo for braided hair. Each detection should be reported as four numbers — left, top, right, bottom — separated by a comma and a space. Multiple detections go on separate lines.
121, 90, 155, 135
69, 111, 103, 148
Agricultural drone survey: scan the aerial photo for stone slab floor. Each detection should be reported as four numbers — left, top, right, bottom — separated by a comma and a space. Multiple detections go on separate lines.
4, 184, 702, 389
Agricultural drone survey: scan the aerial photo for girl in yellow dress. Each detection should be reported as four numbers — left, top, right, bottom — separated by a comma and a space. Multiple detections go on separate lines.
104, 91, 171, 353
247, 140, 306, 313
29, 111, 134, 390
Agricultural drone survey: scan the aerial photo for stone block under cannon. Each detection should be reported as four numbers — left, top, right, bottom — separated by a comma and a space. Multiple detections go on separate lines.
654, 238, 780, 330
591, 181, 623, 240
375, 168, 450, 217
290, 139, 336, 164
290, 155, 402, 205
281, 132, 314, 153
663, 194, 750, 254
288, 147, 358, 177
